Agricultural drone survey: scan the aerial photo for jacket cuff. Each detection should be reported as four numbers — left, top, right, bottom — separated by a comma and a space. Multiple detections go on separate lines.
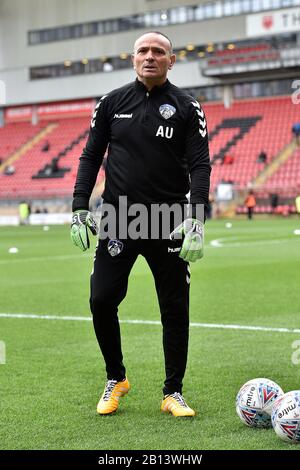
72, 197, 89, 212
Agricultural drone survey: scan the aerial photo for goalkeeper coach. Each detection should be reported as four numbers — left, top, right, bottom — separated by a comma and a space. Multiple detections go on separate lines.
71, 31, 211, 417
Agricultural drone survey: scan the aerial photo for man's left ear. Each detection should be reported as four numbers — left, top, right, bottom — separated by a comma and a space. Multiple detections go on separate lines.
169, 55, 176, 69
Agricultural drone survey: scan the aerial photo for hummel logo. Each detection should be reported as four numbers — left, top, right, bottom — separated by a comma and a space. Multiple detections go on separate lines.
168, 247, 181, 253
114, 113, 133, 118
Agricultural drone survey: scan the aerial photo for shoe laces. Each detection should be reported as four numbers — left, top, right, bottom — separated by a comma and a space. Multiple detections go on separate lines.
168, 392, 189, 408
103, 379, 118, 401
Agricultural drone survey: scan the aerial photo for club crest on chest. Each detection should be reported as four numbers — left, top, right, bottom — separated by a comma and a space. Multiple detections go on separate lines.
159, 104, 176, 120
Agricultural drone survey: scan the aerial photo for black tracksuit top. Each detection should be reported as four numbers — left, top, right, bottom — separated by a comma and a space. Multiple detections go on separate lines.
72, 79, 211, 213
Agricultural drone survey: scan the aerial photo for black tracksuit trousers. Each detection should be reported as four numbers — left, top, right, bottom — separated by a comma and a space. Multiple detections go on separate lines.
90, 232, 190, 396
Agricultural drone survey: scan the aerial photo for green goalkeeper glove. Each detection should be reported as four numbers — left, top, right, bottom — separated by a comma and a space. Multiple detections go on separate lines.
70, 210, 98, 251
170, 218, 204, 262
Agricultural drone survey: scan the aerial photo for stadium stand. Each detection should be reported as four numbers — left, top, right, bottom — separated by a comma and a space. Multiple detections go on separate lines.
1, 0, 300, 218
262, 146, 300, 195
207, 43, 280, 67
0, 117, 101, 199
204, 96, 300, 193
0, 95, 299, 204
0, 122, 46, 164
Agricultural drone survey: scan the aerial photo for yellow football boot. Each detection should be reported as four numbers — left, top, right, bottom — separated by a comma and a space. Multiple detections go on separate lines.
97, 378, 130, 415
161, 392, 195, 417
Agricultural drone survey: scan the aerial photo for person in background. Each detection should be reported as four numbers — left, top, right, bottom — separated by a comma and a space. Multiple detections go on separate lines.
295, 194, 300, 215
19, 201, 31, 225
244, 190, 256, 220
257, 150, 267, 164
292, 123, 300, 146
270, 193, 279, 213
42, 140, 50, 152
4, 164, 15, 175
206, 193, 214, 219
223, 154, 234, 165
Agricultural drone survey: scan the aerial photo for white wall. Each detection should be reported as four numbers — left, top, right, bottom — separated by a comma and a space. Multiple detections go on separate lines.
0, 0, 244, 105
0, 61, 217, 104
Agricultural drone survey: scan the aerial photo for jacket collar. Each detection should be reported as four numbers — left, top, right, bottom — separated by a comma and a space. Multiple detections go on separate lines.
134, 78, 171, 95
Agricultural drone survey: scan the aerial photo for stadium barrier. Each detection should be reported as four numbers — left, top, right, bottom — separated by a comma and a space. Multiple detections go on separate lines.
0, 213, 72, 226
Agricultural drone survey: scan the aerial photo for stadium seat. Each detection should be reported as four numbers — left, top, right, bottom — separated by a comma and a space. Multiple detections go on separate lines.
0, 96, 299, 199
203, 96, 300, 192
0, 117, 105, 198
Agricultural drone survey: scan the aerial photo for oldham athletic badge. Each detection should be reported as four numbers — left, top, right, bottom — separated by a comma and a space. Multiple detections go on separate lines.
159, 104, 176, 119
107, 239, 123, 257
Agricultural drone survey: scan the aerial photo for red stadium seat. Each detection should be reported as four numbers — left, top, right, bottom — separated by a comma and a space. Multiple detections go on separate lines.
0, 96, 298, 199
203, 96, 299, 192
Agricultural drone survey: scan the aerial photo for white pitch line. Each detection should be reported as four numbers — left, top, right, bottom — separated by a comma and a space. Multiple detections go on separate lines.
0, 313, 300, 334
0, 313, 91, 321
209, 238, 288, 248
0, 253, 93, 265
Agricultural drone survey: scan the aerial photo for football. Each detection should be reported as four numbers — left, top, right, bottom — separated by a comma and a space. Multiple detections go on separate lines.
236, 378, 284, 428
272, 391, 300, 443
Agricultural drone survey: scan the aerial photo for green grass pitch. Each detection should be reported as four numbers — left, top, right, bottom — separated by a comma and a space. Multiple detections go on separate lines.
0, 218, 300, 450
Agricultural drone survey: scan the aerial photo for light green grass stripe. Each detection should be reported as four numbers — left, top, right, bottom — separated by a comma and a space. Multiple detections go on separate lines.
1, 313, 300, 334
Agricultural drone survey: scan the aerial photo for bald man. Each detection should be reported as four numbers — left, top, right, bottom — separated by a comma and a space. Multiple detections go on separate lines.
71, 31, 211, 417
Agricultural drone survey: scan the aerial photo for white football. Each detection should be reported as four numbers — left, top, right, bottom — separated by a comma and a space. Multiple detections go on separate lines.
272, 391, 300, 443
236, 378, 284, 428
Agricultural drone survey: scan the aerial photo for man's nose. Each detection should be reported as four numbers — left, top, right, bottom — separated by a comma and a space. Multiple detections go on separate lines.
145, 50, 154, 61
